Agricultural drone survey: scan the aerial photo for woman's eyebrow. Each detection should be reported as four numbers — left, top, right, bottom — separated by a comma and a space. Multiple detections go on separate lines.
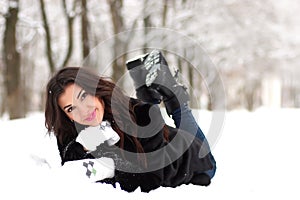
76, 89, 84, 99
63, 104, 71, 110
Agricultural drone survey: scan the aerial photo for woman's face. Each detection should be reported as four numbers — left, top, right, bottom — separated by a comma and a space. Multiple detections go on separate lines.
58, 83, 105, 126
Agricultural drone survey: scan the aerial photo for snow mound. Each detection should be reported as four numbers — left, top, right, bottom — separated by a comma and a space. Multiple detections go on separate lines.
1, 109, 299, 199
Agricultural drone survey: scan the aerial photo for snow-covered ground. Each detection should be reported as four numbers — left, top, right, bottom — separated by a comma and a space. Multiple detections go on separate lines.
1, 108, 299, 200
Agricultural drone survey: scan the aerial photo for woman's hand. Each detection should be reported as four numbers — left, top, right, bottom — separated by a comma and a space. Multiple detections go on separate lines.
76, 121, 120, 151
76, 126, 107, 151
57, 157, 115, 182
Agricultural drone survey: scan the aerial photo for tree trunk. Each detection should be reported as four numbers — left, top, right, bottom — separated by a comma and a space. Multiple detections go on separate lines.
39, 0, 55, 74
3, 0, 25, 119
188, 63, 196, 108
81, 0, 90, 59
61, 0, 75, 68
40, 0, 75, 71
107, 0, 125, 84
142, 0, 151, 54
162, 0, 168, 27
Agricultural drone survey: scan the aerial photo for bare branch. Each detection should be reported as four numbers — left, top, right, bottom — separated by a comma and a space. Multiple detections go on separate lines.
39, 0, 55, 73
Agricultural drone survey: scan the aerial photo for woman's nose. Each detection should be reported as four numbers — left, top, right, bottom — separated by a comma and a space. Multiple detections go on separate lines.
76, 104, 88, 117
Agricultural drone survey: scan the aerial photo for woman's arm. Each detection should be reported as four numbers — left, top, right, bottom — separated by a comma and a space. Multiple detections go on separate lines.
51, 157, 115, 183
56, 136, 160, 192
56, 138, 93, 165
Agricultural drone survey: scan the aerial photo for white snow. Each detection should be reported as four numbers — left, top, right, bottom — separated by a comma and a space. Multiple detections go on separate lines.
0, 108, 299, 200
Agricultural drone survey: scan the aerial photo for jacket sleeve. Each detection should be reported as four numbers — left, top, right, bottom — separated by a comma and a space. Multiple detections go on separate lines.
53, 157, 115, 183
56, 138, 93, 165
57, 136, 160, 192
91, 141, 161, 192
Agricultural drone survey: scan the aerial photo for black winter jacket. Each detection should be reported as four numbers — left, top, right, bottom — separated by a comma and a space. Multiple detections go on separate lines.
57, 98, 214, 192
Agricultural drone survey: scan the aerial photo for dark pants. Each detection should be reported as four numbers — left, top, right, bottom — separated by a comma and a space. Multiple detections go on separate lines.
171, 104, 216, 178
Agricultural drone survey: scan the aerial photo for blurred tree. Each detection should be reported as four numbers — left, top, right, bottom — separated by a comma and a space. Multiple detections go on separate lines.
142, 0, 152, 53
39, 0, 76, 73
61, 0, 76, 68
81, 0, 90, 59
3, 0, 25, 119
39, 0, 54, 73
1, 0, 299, 115
107, 0, 129, 85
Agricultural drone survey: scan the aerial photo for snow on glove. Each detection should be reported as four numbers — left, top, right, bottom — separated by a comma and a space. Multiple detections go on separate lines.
55, 157, 115, 183
76, 121, 120, 151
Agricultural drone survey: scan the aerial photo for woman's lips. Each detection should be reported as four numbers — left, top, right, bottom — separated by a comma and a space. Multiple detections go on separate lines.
86, 109, 96, 121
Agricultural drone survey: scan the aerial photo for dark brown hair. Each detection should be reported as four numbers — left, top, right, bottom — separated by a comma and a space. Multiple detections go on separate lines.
45, 67, 146, 165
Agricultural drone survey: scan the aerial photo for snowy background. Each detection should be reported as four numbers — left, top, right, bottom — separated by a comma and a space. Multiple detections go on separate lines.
1, 108, 299, 200
1, 0, 300, 199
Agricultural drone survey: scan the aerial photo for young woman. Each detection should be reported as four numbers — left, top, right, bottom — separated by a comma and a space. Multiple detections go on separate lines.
45, 50, 216, 192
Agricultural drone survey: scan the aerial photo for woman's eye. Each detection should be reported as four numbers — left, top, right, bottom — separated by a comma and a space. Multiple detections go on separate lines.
81, 92, 88, 101
67, 107, 74, 113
